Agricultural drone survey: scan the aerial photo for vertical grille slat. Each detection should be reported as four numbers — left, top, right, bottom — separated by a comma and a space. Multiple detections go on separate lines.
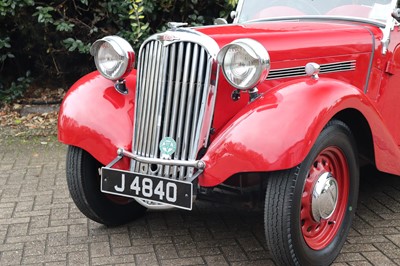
189, 49, 206, 159
133, 38, 213, 180
148, 41, 163, 158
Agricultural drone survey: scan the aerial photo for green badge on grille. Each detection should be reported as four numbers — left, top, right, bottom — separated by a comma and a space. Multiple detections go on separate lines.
159, 137, 177, 157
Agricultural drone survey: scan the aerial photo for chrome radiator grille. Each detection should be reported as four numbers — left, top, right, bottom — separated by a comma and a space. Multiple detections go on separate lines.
132, 39, 213, 180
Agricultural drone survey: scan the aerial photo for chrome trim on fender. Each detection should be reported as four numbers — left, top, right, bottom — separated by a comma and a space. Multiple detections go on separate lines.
267, 60, 356, 80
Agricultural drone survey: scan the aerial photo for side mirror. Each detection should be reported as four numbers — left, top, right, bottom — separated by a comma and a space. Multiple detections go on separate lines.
392, 8, 400, 22
231, 11, 237, 20
214, 18, 228, 25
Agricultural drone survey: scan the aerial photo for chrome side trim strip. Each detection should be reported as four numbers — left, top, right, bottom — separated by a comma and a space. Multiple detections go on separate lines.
267, 60, 356, 80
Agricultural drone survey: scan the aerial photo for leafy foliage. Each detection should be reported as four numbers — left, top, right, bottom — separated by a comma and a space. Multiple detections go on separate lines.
0, 0, 238, 104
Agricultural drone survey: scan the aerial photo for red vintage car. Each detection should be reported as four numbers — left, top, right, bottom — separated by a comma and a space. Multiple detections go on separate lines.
58, 0, 400, 265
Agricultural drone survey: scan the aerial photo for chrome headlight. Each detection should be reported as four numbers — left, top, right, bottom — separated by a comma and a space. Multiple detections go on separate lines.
90, 36, 135, 80
217, 39, 270, 90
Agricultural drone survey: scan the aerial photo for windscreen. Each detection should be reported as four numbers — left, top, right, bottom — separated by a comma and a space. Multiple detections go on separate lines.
237, 0, 395, 23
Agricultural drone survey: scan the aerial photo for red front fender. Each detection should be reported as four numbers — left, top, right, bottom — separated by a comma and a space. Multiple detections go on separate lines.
58, 71, 136, 169
199, 78, 375, 187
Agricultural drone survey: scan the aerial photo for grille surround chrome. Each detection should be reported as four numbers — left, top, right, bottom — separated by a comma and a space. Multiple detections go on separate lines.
131, 29, 220, 181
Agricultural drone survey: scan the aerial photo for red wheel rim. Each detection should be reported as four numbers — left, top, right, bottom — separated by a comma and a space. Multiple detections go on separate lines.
300, 146, 350, 250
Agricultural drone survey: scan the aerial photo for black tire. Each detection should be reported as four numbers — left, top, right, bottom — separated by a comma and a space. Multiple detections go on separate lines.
66, 145, 146, 226
265, 120, 359, 265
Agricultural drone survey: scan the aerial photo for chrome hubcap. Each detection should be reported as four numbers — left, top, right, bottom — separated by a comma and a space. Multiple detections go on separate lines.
311, 172, 339, 222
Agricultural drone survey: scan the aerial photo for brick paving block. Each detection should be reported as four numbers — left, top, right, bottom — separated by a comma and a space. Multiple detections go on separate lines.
0, 164, 14, 171
23, 240, 46, 256
335, 252, 366, 263
29, 225, 68, 235
370, 219, 400, 228
1, 185, 22, 199
379, 213, 400, 220
352, 216, 373, 230
5, 232, 47, 244
221, 245, 248, 262
230, 259, 276, 266
154, 243, 179, 260
112, 245, 154, 256
110, 233, 131, 248
46, 243, 88, 255
130, 237, 173, 246
151, 228, 189, 238
47, 232, 68, 247
91, 254, 135, 265
373, 192, 400, 212
13, 209, 50, 219
211, 229, 255, 240
67, 234, 110, 245
246, 250, 271, 260
129, 225, 151, 239
362, 251, 397, 266
91, 224, 128, 235
135, 253, 159, 266
172, 235, 195, 248
374, 242, 400, 259
347, 262, 373, 266
0, 230, 8, 244
355, 227, 400, 236
346, 235, 389, 244
67, 250, 90, 265
177, 246, 221, 258
29, 215, 50, 229
0, 207, 14, 219
14, 200, 34, 213
160, 257, 204, 266
68, 224, 88, 238
196, 238, 237, 249
203, 255, 229, 265
51, 218, 87, 227
341, 243, 377, 253
0, 250, 22, 265
7, 223, 29, 237
236, 237, 264, 252
188, 227, 212, 241
386, 234, 400, 247
50, 208, 69, 221
90, 241, 111, 258
22, 253, 67, 264
0, 243, 24, 252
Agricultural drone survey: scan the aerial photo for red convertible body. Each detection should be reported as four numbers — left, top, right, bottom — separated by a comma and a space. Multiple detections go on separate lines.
58, 0, 400, 265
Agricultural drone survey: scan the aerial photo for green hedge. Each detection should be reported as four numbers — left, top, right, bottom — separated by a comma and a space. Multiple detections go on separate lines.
0, 0, 238, 103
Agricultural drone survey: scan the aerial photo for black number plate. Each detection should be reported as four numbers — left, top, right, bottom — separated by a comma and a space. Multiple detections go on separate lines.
101, 167, 193, 210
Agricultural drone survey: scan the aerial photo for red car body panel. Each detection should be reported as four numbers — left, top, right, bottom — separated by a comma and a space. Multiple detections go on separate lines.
58, 71, 136, 170
58, 20, 400, 186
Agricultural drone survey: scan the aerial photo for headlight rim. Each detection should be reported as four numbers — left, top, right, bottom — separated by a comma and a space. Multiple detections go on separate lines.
90, 35, 135, 81
217, 38, 270, 90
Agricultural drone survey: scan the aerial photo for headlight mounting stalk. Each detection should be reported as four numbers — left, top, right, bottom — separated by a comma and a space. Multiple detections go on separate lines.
217, 38, 270, 103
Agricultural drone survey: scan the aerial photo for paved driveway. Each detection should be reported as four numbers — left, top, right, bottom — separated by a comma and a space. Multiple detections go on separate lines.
0, 139, 399, 265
